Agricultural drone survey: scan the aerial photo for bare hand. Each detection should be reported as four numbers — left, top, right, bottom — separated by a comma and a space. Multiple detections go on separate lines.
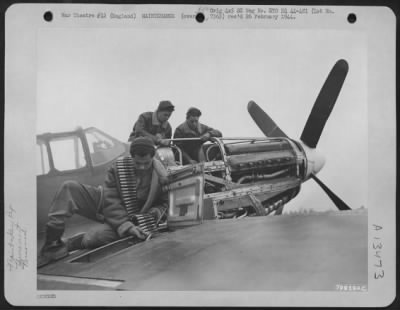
155, 134, 163, 144
128, 225, 148, 240
200, 133, 211, 141
148, 207, 162, 222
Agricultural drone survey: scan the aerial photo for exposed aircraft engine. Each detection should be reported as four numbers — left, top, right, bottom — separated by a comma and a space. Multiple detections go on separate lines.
221, 138, 306, 183
165, 137, 306, 227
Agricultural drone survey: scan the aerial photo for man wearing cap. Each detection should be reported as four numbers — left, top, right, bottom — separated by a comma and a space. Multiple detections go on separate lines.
128, 100, 175, 146
173, 107, 222, 164
38, 137, 169, 267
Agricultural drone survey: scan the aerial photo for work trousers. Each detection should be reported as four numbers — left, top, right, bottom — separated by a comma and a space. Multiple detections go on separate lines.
47, 180, 119, 249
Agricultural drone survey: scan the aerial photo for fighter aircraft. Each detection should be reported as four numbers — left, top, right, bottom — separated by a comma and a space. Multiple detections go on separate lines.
38, 59, 367, 291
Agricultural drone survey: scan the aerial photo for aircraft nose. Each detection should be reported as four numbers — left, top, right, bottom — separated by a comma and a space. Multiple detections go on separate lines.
311, 150, 326, 175
300, 142, 326, 178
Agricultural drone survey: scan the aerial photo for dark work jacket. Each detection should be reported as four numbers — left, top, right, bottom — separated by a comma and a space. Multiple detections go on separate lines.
128, 111, 172, 144
173, 121, 222, 162
100, 158, 168, 237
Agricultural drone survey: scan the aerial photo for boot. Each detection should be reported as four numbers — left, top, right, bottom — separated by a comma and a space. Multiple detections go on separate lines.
37, 225, 68, 268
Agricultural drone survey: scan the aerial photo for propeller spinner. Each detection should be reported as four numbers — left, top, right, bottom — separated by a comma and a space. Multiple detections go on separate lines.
247, 59, 351, 211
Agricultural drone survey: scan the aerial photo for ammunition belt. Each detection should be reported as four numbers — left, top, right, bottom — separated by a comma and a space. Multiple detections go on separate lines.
131, 213, 157, 234
115, 157, 140, 218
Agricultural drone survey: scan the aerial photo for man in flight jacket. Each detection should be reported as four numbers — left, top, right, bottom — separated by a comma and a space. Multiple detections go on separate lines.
173, 107, 222, 164
128, 100, 175, 146
38, 137, 168, 267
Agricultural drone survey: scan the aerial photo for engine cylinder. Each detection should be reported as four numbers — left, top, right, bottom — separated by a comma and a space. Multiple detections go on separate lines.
221, 139, 301, 182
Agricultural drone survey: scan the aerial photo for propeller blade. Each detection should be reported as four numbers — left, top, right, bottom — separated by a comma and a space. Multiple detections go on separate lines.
300, 59, 349, 148
310, 174, 351, 211
247, 100, 288, 138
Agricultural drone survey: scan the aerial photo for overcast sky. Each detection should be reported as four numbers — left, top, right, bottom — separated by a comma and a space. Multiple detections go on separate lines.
36, 27, 367, 212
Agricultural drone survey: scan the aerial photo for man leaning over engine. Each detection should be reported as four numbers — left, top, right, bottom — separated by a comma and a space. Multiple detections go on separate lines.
173, 107, 222, 164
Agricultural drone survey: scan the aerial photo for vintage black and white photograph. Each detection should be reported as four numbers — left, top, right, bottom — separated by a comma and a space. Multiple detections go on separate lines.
4, 3, 396, 307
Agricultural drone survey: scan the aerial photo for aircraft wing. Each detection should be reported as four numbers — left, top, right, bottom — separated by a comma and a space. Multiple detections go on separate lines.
38, 208, 367, 291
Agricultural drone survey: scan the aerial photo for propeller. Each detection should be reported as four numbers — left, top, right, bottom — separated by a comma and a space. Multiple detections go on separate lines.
247, 59, 351, 211
310, 175, 351, 211
247, 101, 288, 138
300, 59, 349, 148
